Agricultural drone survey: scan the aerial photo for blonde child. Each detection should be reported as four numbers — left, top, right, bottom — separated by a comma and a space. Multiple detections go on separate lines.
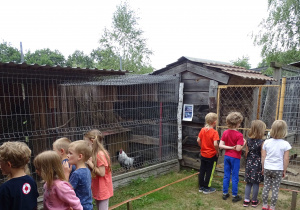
34, 150, 83, 210
219, 112, 246, 202
66, 140, 93, 210
197, 112, 219, 194
53, 137, 76, 177
0, 141, 39, 210
261, 120, 291, 210
243, 120, 266, 207
84, 129, 113, 210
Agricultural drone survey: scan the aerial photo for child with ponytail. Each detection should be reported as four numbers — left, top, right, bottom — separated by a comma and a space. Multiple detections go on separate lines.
84, 129, 113, 210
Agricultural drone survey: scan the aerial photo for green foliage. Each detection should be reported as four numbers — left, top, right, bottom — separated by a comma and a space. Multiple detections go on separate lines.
230, 56, 251, 69
95, 1, 154, 73
25, 48, 65, 66
258, 49, 300, 76
66, 50, 94, 68
0, 41, 21, 63
253, 0, 300, 57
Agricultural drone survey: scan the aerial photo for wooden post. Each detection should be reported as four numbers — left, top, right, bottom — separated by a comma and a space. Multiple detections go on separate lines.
256, 86, 262, 119
278, 77, 287, 120
177, 83, 184, 160
127, 200, 133, 210
208, 80, 218, 112
291, 191, 297, 210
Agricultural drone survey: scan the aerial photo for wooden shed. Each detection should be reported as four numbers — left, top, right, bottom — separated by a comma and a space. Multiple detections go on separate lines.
152, 56, 274, 167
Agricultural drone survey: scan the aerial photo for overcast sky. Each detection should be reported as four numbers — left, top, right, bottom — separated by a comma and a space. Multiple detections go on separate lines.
0, 0, 268, 70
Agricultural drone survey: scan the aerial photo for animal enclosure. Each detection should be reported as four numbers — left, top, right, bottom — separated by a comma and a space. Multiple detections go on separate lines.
0, 63, 179, 191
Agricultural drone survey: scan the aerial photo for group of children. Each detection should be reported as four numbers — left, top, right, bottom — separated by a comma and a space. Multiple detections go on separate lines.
0, 129, 113, 210
197, 112, 291, 210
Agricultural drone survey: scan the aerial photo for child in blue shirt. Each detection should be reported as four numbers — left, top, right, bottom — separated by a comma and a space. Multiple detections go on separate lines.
65, 140, 93, 210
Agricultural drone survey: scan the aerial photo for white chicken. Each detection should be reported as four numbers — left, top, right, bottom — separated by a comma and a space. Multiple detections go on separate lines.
117, 149, 134, 170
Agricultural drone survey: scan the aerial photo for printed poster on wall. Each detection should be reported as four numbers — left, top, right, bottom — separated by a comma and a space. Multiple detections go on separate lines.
183, 104, 193, 121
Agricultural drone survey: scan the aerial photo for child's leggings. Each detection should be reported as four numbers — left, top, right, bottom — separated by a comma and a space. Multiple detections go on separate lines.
244, 182, 259, 201
262, 169, 282, 207
96, 199, 109, 210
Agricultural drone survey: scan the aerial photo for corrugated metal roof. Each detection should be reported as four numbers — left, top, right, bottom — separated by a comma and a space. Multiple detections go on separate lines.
0, 62, 128, 74
204, 63, 275, 81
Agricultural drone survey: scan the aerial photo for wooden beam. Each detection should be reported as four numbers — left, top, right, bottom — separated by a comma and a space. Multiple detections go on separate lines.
187, 62, 229, 84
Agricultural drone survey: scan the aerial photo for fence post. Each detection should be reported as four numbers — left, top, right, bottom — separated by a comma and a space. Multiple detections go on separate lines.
291, 191, 297, 210
127, 200, 133, 210
278, 77, 287, 120
177, 83, 184, 160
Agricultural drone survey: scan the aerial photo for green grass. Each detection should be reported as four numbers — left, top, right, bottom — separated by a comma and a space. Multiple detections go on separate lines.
108, 168, 300, 210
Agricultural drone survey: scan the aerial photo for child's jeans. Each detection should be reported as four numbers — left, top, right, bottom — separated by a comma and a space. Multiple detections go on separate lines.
223, 155, 240, 196
262, 169, 282, 207
244, 182, 259, 201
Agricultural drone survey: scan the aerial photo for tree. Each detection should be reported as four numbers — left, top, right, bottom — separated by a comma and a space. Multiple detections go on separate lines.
258, 49, 300, 76
230, 56, 251, 69
253, 0, 300, 57
94, 1, 153, 73
0, 41, 21, 63
66, 50, 95, 68
25, 48, 65, 66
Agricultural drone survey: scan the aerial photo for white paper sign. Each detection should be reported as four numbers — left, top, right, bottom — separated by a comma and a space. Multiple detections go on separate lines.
183, 104, 193, 121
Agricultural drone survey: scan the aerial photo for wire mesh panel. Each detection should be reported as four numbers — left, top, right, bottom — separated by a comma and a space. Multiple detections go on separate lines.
0, 67, 179, 192
217, 85, 281, 135
282, 76, 300, 183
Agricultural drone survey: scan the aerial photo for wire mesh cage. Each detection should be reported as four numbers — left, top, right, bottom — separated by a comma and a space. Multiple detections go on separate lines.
217, 85, 281, 135
0, 66, 179, 192
282, 76, 300, 183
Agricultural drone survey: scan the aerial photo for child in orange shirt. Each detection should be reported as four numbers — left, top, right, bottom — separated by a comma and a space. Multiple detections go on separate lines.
197, 112, 219, 194
84, 129, 113, 210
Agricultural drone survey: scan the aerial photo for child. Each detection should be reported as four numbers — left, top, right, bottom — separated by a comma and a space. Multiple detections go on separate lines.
243, 120, 266, 207
197, 112, 219, 194
219, 112, 246, 203
34, 150, 83, 210
66, 140, 93, 210
84, 129, 113, 210
0, 141, 39, 210
261, 120, 291, 210
53, 137, 76, 177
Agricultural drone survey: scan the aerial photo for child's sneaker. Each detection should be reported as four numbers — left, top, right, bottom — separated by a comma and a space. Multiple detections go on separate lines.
232, 195, 242, 202
199, 187, 204, 192
269, 206, 275, 210
262, 205, 269, 210
243, 200, 251, 207
203, 187, 216, 194
251, 200, 259, 208
222, 193, 230, 200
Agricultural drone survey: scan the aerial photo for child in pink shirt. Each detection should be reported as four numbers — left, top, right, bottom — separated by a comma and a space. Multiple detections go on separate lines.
34, 150, 83, 210
85, 129, 113, 210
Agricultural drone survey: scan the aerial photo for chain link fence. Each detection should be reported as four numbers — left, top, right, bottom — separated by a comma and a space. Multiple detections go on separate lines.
217, 85, 281, 134
0, 66, 179, 192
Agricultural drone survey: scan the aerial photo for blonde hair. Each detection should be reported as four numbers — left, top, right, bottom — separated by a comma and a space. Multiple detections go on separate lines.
270, 120, 288, 139
0, 141, 31, 169
205, 112, 217, 127
84, 129, 111, 172
226, 112, 243, 129
34, 150, 66, 189
69, 140, 92, 162
248, 120, 266, 139
53, 137, 71, 153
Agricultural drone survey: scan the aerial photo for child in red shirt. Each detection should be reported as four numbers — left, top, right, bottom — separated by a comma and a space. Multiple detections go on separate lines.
197, 112, 219, 194
219, 112, 246, 203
